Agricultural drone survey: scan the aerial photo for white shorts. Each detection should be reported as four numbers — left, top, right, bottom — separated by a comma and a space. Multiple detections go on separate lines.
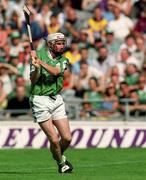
29, 94, 67, 123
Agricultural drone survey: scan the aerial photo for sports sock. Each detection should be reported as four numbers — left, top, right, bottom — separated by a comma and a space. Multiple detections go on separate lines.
57, 159, 65, 166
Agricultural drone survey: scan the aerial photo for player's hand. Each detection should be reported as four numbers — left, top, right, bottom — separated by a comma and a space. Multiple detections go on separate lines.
31, 56, 40, 69
30, 50, 40, 69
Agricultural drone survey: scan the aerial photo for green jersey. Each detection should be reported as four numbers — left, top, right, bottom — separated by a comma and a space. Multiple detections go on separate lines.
30, 47, 69, 96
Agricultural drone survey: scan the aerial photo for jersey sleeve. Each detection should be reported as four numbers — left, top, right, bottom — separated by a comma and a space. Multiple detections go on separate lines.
56, 58, 69, 74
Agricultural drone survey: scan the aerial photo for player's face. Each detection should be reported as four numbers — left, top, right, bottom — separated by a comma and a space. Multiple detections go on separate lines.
52, 40, 66, 53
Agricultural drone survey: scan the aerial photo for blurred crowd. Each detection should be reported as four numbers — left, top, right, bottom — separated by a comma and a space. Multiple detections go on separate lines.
0, 0, 146, 118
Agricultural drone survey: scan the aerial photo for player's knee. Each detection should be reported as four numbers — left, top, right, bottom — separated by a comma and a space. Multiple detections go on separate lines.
50, 137, 59, 146
63, 134, 72, 144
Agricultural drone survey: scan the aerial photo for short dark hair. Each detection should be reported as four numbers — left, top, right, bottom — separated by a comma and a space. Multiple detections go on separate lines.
125, 34, 135, 40
80, 61, 88, 66
120, 81, 128, 87
89, 77, 98, 85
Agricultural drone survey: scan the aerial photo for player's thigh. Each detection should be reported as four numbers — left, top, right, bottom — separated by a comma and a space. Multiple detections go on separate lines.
30, 95, 53, 123
39, 120, 59, 142
53, 118, 71, 140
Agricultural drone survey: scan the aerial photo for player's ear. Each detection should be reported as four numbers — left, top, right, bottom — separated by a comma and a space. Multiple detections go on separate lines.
47, 42, 51, 47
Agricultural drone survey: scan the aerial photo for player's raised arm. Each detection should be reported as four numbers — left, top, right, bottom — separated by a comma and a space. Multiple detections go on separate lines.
39, 60, 61, 76
30, 52, 61, 76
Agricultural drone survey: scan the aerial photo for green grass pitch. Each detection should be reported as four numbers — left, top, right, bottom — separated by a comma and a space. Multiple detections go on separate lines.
0, 148, 146, 180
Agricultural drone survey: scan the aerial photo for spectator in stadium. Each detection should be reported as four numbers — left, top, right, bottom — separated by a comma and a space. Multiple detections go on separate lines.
77, 28, 93, 48
132, 0, 146, 19
142, 63, 146, 77
71, 48, 92, 74
119, 34, 137, 54
133, 36, 145, 68
8, 75, 30, 100
118, 81, 130, 99
91, 46, 116, 76
62, 65, 76, 99
121, 90, 143, 116
118, 82, 138, 116
81, 0, 100, 12
88, 37, 104, 60
6, 86, 30, 117
101, 82, 119, 116
61, 7, 84, 39
20, 41, 31, 63
63, 67, 74, 90
125, 64, 140, 91
134, 8, 146, 34
116, 48, 141, 80
83, 77, 103, 109
30, 33, 73, 173
87, 6, 108, 39
125, 91, 140, 115
49, 0, 62, 15
0, 23, 8, 48
105, 30, 121, 57
106, 66, 122, 90
9, 55, 24, 75
125, 74, 146, 116
80, 101, 100, 119
110, 74, 121, 94
0, 44, 9, 63
9, 31, 23, 57
1, 0, 24, 21
137, 74, 146, 104
108, 0, 132, 16
102, 0, 115, 22
74, 61, 103, 98
35, 3, 52, 27
64, 39, 81, 65
47, 14, 61, 34
6, 10, 22, 31
118, 81, 144, 117
107, 4, 134, 40
10, 53, 31, 83
18, 41, 31, 82
0, 4, 4, 25
0, 47, 7, 63
0, 63, 18, 95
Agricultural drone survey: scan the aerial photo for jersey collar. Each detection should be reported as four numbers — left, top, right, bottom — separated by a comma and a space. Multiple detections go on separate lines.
48, 50, 62, 61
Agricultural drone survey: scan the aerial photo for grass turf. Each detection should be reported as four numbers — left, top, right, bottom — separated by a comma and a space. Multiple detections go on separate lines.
0, 148, 146, 180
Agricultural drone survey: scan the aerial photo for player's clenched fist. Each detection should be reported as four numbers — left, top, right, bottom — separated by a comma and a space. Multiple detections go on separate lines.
31, 50, 40, 69
31, 56, 40, 68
